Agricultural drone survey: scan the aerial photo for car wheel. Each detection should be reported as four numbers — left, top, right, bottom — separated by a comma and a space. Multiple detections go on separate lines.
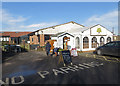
97, 49, 102, 55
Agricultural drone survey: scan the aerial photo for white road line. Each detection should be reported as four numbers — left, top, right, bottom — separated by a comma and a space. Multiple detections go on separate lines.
0, 78, 9, 85
37, 71, 49, 78
59, 67, 76, 73
83, 63, 95, 67
11, 76, 24, 84
53, 69, 64, 76
79, 64, 90, 68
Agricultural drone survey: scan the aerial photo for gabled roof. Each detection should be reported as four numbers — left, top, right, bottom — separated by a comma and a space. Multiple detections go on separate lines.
89, 24, 113, 33
0, 32, 32, 37
35, 21, 85, 32
69, 24, 113, 33
67, 27, 90, 33
58, 32, 74, 38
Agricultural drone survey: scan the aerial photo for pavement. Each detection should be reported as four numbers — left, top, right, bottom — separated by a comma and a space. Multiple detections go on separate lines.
1, 50, 120, 85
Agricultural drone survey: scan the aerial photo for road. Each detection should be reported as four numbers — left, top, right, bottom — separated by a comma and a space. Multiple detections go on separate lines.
1, 51, 120, 85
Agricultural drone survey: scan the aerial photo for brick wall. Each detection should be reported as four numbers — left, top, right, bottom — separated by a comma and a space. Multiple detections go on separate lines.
9, 37, 11, 44
40, 34, 45, 46
113, 36, 120, 41
30, 35, 39, 45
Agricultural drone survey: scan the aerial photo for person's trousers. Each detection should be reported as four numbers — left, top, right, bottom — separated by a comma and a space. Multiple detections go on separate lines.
46, 50, 50, 56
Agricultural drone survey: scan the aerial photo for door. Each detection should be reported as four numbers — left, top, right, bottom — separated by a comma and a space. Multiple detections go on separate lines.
63, 36, 70, 50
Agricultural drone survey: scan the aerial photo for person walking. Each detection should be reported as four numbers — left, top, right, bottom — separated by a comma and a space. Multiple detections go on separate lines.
45, 42, 51, 56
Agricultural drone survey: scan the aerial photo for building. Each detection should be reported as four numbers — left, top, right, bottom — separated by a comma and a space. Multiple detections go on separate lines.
28, 21, 114, 51
113, 35, 120, 41
0, 32, 31, 44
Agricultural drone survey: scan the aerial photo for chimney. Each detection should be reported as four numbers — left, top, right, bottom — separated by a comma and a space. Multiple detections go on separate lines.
112, 27, 114, 35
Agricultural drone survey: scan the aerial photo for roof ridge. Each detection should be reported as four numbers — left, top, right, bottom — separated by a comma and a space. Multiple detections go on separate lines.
35, 21, 84, 32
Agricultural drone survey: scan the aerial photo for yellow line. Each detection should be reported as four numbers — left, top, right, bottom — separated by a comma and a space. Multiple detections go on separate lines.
102, 56, 107, 61
93, 55, 96, 58
82, 54, 120, 63
96, 58, 104, 60
110, 58, 119, 61
103, 56, 120, 61
90, 55, 119, 63
105, 60, 119, 63
104, 56, 120, 62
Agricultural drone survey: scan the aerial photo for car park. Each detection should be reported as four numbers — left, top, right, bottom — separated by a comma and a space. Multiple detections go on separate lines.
95, 41, 120, 57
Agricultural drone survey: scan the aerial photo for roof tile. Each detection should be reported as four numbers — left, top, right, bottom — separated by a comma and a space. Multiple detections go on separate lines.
0, 32, 31, 37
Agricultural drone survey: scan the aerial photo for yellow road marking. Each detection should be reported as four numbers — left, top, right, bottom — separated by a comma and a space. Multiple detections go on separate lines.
101, 56, 107, 61
84, 54, 119, 63
93, 55, 96, 58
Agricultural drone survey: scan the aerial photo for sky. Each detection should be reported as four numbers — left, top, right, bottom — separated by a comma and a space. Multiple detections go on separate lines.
1, 2, 119, 35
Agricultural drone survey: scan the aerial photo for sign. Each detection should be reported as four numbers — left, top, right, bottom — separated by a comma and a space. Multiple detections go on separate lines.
71, 48, 78, 56
97, 28, 102, 33
90, 25, 107, 36
61, 50, 72, 65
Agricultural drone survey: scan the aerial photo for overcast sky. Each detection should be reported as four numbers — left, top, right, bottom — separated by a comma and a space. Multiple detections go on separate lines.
1, 2, 118, 34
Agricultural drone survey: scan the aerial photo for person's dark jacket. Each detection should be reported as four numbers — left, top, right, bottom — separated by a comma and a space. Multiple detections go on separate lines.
45, 42, 51, 51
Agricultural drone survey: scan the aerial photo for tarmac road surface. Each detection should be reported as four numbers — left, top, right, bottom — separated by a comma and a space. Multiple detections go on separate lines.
1, 51, 120, 85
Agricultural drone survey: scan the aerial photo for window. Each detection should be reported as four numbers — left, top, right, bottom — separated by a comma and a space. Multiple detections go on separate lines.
83, 37, 89, 49
92, 37, 97, 48
38, 35, 40, 42
45, 35, 50, 42
14, 38, 17, 44
107, 37, 111, 43
32, 38, 34, 42
100, 37, 104, 46
75, 37, 80, 49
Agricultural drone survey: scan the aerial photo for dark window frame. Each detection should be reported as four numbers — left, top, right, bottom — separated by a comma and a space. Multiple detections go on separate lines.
83, 37, 89, 49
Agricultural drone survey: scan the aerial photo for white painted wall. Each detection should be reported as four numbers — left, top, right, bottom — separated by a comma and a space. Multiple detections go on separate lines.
51, 37, 57, 40
79, 25, 113, 51
56, 34, 74, 50
36, 22, 113, 51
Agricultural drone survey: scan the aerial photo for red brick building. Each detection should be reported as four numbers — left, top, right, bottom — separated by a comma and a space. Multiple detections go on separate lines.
0, 32, 31, 44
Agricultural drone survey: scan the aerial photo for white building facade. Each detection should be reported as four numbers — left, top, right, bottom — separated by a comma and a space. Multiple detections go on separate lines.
35, 21, 113, 51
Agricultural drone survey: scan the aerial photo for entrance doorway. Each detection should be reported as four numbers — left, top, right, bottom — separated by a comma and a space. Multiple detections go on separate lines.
63, 36, 70, 50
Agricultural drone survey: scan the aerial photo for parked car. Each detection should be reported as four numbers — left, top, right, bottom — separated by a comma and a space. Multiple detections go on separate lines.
4, 45, 21, 53
95, 41, 120, 57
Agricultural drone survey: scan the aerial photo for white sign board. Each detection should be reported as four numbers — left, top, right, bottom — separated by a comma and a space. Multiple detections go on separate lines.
71, 48, 78, 56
